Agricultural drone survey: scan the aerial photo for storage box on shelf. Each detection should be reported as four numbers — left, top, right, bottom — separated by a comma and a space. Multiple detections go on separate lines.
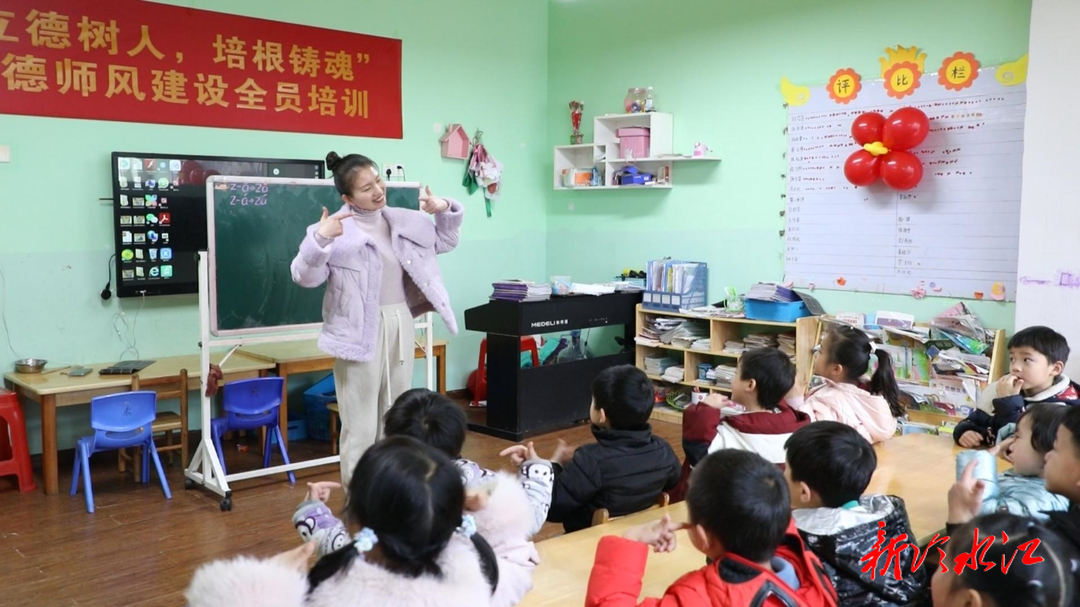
644, 260, 707, 313
635, 304, 819, 423
553, 112, 720, 191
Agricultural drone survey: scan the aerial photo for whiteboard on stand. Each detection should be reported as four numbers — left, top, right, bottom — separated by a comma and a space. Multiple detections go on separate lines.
783, 67, 1025, 301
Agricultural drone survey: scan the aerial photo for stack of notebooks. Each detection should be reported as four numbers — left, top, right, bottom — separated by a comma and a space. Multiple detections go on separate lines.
662, 365, 685, 383
665, 321, 709, 349
746, 282, 799, 302
644, 355, 679, 376
744, 333, 779, 349
691, 337, 711, 352
636, 317, 684, 347
490, 280, 551, 302
712, 364, 737, 389
723, 340, 747, 355
778, 333, 796, 357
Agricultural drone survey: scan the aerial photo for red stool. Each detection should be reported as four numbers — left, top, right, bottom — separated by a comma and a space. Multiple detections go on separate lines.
0, 390, 36, 492
469, 337, 540, 407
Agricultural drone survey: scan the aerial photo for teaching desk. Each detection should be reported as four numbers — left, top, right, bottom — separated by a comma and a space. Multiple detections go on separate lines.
3, 351, 274, 495
520, 433, 1007, 607
238, 337, 448, 400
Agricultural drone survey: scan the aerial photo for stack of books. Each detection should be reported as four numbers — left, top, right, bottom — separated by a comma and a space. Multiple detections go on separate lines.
747, 283, 799, 302
644, 355, 679, 376
490, 280, 551, 302
662, 365, 685, 383
723, 340, 747, 355
744, 333, 780, 349
636, 317, 684, 347
778, 333, 796, 357
712, 364, 737, 389
665, 321, 709, 349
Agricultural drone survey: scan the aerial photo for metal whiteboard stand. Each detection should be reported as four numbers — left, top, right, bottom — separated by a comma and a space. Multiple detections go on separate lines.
185, 252, 434, 511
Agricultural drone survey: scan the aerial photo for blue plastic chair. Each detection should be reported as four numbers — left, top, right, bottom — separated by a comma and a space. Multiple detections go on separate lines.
71, 391, 172, 513
210, 377, 295, 484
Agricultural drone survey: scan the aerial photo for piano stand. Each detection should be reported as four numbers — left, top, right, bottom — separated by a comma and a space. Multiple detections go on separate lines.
464, 292, 641, 441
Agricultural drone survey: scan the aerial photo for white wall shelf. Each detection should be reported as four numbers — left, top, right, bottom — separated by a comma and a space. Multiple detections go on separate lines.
553, 112, 720, 191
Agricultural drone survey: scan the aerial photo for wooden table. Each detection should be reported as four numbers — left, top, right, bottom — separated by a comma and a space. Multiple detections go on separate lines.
240, 337, 447, 404
3, 351, 274, 495
520, 433, 1004, 607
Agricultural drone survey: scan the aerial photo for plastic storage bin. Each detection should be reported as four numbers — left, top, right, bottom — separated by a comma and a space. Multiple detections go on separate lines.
271, 418, 309, 445
744, 299, 810, 322
303, 373, 337, 442
617, 127, 651, 160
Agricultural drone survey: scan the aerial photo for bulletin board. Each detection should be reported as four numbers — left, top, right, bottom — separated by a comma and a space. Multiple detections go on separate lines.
782, 49, 1027, 301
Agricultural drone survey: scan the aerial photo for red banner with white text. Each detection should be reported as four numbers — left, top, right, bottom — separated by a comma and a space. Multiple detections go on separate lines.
0, 1, 402, 138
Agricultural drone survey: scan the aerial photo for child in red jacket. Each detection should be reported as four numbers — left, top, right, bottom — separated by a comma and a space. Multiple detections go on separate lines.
585, 449, 838, 607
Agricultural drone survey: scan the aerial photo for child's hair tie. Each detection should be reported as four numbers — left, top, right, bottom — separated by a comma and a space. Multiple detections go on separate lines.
354, 527, 378, 554
457, 514, 477, 539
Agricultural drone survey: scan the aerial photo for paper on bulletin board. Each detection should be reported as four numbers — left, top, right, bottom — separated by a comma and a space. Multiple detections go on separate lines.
783, 57, 1026, 301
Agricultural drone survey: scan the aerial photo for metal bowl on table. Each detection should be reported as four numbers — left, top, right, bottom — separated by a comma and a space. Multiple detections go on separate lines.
14, 358, 47, 374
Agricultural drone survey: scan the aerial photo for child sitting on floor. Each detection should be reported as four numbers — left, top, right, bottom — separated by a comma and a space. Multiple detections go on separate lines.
586, 449, 838, 607
785, 324, 902, 443
784, 421, 927, 606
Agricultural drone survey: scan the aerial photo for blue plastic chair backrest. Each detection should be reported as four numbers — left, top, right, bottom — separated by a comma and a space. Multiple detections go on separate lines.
223, 377, 284, 415
90, 391, 158, 433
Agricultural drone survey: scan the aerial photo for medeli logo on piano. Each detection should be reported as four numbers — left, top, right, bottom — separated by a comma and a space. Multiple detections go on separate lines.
531, 319, 569, 328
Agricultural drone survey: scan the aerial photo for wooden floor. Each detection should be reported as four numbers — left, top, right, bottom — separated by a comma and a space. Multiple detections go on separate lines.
0, 412, 682, 606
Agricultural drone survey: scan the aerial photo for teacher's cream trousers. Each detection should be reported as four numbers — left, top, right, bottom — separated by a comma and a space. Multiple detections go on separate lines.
333, 303, 414, 486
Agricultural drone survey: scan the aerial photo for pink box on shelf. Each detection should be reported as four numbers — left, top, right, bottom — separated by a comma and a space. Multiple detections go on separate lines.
617, 127, 651, 160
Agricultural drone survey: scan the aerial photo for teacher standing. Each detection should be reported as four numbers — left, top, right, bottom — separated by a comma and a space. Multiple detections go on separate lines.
291, 151, 463, 485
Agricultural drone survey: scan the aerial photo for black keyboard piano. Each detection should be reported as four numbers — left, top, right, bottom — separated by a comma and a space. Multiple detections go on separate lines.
463, 292, 641, 440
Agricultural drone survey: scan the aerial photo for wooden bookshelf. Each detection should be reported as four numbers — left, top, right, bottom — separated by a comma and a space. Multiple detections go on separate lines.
894, 326, 1009, 426
639, 305, 1007, 428
636, 304, 819, 423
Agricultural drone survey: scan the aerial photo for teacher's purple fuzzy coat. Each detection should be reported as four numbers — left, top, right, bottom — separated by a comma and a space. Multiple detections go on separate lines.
291, 200, 463, 363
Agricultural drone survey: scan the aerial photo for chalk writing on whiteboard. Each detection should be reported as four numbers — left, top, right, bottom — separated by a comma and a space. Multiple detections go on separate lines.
784, 66, 1025, 301
1019, 276, 1053, 286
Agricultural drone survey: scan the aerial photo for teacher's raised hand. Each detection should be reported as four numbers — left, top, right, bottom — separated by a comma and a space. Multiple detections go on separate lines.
419, 186, 450, 215
316, 206, 349, 239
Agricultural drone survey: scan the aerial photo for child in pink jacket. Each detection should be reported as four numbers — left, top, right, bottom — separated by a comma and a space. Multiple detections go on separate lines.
786, 324, 903, 444
186, 437, 536, 607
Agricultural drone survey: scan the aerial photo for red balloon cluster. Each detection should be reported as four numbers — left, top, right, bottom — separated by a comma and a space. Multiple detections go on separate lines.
843, 107, 930, 190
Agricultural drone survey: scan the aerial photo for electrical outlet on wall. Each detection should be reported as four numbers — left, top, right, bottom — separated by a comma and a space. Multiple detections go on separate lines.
382, 163, 406, 180
0, 145, 10, 163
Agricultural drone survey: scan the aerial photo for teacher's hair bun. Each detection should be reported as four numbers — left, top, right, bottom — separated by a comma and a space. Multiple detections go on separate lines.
325, 151, 342, 172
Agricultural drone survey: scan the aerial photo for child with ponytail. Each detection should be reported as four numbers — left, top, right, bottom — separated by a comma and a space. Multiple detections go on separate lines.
186, 437, 535, 607
787, 324, 903, 444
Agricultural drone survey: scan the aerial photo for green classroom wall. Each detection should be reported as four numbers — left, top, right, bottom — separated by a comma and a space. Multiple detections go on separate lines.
0, 0, 550, 453
544, 0, 1028, 331
1, 0, 1033, 455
